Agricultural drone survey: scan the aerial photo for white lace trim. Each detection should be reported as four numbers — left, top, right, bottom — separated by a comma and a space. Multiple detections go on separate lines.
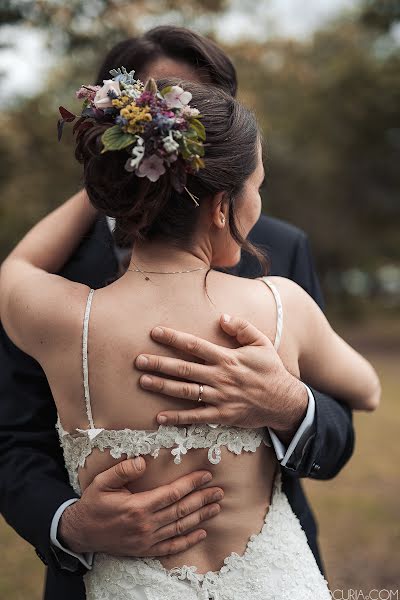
56, 417, 271, 495
83, 468, 331, 600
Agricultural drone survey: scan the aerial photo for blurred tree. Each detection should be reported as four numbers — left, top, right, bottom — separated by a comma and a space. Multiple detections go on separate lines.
231, 18, 400, 275
360, 0, 400, 32
0, 0, 399, 310
0, 0, 227, 52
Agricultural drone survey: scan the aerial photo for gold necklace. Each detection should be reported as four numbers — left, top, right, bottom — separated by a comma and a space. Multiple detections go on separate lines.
127, 260, 208, 281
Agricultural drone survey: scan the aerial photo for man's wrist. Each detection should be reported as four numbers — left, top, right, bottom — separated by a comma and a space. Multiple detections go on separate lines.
50, 498, 93, 571
272, 376, 309, 445
57, 499, 86, 554
268, 385, 316, 469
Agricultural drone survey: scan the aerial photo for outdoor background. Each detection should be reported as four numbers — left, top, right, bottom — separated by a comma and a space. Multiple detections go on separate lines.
0, 0, 399, 597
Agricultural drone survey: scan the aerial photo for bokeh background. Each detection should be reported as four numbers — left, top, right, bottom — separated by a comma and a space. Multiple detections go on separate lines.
0, 0, 399, 597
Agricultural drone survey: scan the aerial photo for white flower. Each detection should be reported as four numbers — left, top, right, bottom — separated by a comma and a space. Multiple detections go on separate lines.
181, 105, 200, 117
124, 137, 145, 172
162, 133, 180, 154
123, 83, 143, 100
163, 85, 192, 109
136, 155, 166, 182
93, 79, 121, 109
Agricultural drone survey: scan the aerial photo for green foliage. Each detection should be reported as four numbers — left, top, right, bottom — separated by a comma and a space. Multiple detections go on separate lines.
230, 20, 400, 275
100, 126, 136, 153
0, 2, 398, 302
190, 118, 206, 141
360, 0, 400, 31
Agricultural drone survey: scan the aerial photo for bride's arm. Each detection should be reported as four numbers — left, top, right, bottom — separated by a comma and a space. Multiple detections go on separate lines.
271, 277, 381, 412
2, 188, 97, 274
0, 189, 98, 356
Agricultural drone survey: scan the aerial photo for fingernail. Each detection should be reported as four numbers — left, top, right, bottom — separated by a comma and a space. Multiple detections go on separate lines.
222, 314, 231, 323
152, 327, 164, 339
209, 505, 221, 516
202, 472, 212, 484
199, 531, 207, 540
157, 415, 167, 424
134, 457, 144, 471
141, 375, 152, 387
136, 355, 148, 368
213, 491, 224, 501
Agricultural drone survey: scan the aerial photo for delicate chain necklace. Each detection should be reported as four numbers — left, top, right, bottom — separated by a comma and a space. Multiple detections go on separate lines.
127, 260, 208, 281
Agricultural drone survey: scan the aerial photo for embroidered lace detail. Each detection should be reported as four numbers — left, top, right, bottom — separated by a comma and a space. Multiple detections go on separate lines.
83, 469, 331, 600
56, 417, 271, 495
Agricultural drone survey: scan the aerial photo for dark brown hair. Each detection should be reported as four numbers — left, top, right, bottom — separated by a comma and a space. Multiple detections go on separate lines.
75, 79, 266, 270
95, 26, 237, 97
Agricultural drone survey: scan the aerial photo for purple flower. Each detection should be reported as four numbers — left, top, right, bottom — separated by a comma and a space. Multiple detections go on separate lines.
75, 85, 100, 100
136, 155, 166, 182
136, 91, 156, 107
115, 115, 128, 127
153, 113, 175, 133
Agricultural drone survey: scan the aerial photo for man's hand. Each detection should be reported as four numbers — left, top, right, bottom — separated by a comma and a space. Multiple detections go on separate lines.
59, 457, 223, 556
135, 315, 308, 440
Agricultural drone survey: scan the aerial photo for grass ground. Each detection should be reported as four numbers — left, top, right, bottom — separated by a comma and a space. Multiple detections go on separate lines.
1, 319, 399, 599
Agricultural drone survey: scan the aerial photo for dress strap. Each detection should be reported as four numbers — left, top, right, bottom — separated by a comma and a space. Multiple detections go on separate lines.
82, 288, 95, 429
259, 277, 283, 351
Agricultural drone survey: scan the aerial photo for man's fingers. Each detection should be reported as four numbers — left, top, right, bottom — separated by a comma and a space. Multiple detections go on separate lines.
151, 326, 222, 363
219, 314, 272, 347
156, 407, 222, 426
149, 529, 208, 557
140, 375, 218, 405
135, 354, 214, 385
154, 486, 224, 528
145, 470, 214, 512
154, 502, 221, 544
95, 457, 146, 491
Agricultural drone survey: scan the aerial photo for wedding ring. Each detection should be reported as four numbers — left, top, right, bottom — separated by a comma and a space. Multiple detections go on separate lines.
198, 384, 204, 402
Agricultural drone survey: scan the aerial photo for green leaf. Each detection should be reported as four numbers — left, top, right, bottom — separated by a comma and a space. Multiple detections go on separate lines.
186, 138, 205, 157
160, 85, 173, 97
190, 118, 206, 141
100, 126, 136, 153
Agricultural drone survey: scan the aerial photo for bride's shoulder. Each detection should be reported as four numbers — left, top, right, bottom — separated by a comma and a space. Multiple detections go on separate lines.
208, 271, 282, 316
264, 276, 324, 331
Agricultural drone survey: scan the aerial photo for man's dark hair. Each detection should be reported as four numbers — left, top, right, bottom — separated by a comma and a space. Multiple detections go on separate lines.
95, 26, 238, 97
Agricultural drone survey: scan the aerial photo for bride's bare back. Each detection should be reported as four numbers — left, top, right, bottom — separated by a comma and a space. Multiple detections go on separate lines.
44, 268, 296, 573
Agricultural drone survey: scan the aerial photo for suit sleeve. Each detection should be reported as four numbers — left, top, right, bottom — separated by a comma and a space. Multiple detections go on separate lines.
0, 216, 118, 573
282, 232, 355, 479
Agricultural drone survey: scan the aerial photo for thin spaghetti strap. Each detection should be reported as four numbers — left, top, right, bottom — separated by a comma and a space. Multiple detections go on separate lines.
82, 288, 95, 429
259, 277, 283, 351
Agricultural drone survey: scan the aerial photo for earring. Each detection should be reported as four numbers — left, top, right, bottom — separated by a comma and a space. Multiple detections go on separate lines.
221, 215, 226, 225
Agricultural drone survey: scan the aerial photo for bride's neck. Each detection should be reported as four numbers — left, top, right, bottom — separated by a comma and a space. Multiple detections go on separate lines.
128, 238, 212, 272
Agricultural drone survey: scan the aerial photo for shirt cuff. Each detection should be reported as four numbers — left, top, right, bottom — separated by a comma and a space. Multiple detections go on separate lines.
50, 499, 94, 570
268, 384, 315, 466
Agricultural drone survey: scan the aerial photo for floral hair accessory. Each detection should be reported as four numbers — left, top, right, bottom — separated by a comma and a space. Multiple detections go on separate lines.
58, 67, 206, 201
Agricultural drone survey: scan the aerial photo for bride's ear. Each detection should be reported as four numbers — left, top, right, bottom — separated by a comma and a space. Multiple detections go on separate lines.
210, 192, 229, 230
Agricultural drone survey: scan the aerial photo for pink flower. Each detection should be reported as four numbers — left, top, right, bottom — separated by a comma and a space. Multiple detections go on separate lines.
93, 79, 121, 109
75, 85, 100, 100
136, 155, 166, 182
163, 86, 192, 109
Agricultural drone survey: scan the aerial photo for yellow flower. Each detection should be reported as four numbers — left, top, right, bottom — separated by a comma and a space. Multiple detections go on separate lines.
119, 104, 152, 134
111, 95, 130, 109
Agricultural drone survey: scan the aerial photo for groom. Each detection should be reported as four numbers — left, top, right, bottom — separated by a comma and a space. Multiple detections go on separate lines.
0, 26, 354, 600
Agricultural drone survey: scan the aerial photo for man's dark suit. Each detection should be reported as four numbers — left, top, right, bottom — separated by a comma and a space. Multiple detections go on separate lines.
0, 214, 354, 600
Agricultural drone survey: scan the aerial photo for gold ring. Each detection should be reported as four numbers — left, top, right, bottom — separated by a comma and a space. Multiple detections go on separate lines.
198, 384, 204, 402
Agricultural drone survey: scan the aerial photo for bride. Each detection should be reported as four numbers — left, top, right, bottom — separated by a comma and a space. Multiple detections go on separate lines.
0, 69, 380, 599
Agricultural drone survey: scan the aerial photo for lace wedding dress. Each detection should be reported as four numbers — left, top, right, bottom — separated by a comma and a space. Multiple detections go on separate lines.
56, 278, 331, 600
